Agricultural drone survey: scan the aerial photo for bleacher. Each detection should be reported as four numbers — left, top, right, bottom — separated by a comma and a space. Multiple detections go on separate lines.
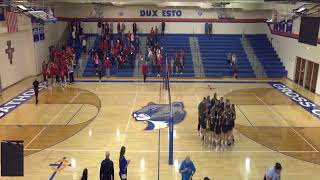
198, 34, 255, 78
247, 34, 287, 78
82, 35, 134, 77
79, 34, 287, 78
68, 38, 82, 64
158, 34, 194, 77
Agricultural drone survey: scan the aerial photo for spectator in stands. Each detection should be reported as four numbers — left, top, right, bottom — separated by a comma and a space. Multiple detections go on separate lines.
106, 23, 110, 36
142, 62, 149, 83
208, 22, 213, 35
68, 64, 74, 84
231, 53, 238, 78
231, 53, 236, 65
175, 51, 180, 74
110, 22, 114, 40
129, 46, 135, 69
82, 37, 87, 53
100, 40, 108, 52
72, 28, 76, 47
179, 156, 196, 180
161, 21, 165, 35
135, 35, 140, 52
227, 52, 232, 65
180, 49, 185, 73
94, 52, 100, 75
105, 56, 110, 78
155, 26, 159, 43
205, 22, 209, 34
117, 22, 121, 36
100, 151, 114, 180
81, 168, 88, 180
130, 33, 135, 45
132, 22, 137, 35
150, 27, 154, 37
156, 50, 162, 77
119, 146, 130, 180
121, 22, 126, 36
264, 163, 282, 180
171, 57, 175, 74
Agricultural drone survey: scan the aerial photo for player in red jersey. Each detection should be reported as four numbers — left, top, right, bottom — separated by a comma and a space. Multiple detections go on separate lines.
42, 61, 48, 87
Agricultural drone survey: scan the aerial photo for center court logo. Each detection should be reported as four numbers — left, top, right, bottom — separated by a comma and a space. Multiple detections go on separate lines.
132, 102, 186, 130
269, 82, 320, 118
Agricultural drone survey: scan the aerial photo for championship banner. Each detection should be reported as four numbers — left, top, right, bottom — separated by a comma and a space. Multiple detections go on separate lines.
286, 19, 293, 34
32, 26, 39, 42
39, 24, 45, 40
273, 22, 279, 31
32, 18, 40, 42
279, 20, 286, 32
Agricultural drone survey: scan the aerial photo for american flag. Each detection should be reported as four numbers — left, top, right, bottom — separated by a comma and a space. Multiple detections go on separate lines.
5, 8, 18, 33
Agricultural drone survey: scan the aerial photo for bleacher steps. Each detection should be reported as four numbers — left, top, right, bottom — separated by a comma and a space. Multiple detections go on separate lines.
241, 35, 267, 78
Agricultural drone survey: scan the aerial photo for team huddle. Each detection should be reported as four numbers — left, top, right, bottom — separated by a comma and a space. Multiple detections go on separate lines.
198, 93, 236, 150
42, 47, 76, 88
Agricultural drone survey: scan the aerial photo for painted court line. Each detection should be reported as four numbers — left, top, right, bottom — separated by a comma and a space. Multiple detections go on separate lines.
254, 94, 319, 152
236, 105, 254, 127
75, 79, 280, 84
81, 91, 256, 95
24, 148, 318, 153
25, 93, 81, 149
121, 86, 139, 146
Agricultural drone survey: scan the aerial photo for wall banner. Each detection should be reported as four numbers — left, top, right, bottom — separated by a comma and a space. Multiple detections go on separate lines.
140, 9, 182, 17
279, 20, 286, 32
39, 25, 45, 40
286, 19, 293, 34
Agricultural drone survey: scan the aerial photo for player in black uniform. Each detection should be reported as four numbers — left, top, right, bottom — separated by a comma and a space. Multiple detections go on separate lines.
225, 98, 230, 109
228, 104, 236, 145
198, 97, 206, 136
200, 108, 208, 143
206, 95, 211, 114
33, 78, 40, 105
208, 107, 216, 148
214, 108, 222, 150
222, 109, 231, 148
211, 93, 218, 108
218, 97, 224, 111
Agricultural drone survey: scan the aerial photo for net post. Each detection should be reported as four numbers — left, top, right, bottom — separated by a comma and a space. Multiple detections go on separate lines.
165, 56, 174, 165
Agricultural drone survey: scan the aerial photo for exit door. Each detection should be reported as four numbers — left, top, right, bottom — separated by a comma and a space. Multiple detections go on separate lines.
294, 57, 306, 86
295, 57, 319, 93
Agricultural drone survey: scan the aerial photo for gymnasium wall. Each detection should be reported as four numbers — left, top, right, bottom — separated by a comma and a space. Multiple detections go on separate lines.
0, 15, 36, 89
0, 14, 67, 89
55, 4, 270, 34
33, 21, 67, 76
266, 17, 320, 94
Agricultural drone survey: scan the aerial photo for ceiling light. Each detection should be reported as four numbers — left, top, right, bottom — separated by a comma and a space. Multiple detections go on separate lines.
296, 7, 306, 13
17, 4, 28, 11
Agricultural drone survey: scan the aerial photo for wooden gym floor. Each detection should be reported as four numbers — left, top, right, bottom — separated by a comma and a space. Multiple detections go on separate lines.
1, 77, 320, 179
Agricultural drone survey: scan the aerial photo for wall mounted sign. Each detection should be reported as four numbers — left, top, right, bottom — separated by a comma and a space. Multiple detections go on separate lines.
140, 9, 182, 17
